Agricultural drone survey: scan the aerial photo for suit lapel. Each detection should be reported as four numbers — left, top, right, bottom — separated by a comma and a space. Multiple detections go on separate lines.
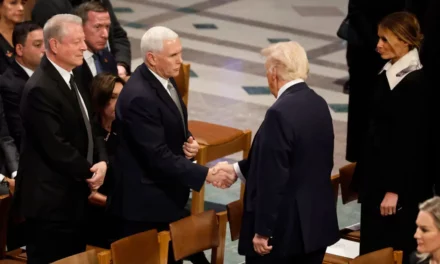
41, 56, 83, 119
140, 64, 187, 136
11, 60, 30, 82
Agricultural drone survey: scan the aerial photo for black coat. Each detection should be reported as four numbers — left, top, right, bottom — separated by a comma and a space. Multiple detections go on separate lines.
0, 60, 30, 149
237, 82, 339, 257
15, 55, 108, 221
108, 64, 207, 223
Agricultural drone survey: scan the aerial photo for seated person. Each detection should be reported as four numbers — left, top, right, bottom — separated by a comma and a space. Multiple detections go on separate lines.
86, 72, 125, 248
31, 0, 131, 77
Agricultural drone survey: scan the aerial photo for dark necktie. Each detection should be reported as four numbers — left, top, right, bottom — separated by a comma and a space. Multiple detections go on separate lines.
93, 53, 104, 75
69, 74, 94, 163
167, 81, 186, 132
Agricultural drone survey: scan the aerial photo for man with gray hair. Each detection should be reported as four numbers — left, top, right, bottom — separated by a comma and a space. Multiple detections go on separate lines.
15, 14, 108, 263
108, 26, 234, 263
213, 41, 339, 264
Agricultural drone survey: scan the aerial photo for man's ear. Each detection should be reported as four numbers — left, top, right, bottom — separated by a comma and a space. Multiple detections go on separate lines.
15, 44, 24, 57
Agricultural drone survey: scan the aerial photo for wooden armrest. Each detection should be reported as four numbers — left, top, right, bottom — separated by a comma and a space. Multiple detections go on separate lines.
158, 231, 170, 264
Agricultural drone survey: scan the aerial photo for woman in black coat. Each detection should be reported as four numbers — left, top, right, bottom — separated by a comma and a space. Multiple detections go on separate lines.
86, 73, 125, 248
352, 12, 433, 264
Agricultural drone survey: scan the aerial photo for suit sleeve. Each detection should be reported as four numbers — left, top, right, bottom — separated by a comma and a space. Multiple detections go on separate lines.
22, 86, 93, 181
238, 159, 250, 178
124, 96, 208, 191
254, 108, 292, 237
0, 94, 19, 174
104, 0, 131, 73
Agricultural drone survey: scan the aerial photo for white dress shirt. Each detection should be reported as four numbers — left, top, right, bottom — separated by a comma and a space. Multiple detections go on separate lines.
379, 48, 422, 90
233, 78, 305, 182
47, 57, 89, 120
148, 67, 171, 96
83, 50, 97, 77
16, 60, 34, 77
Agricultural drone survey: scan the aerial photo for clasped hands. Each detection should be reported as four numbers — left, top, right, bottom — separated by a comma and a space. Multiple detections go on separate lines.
206, 161, 237, 189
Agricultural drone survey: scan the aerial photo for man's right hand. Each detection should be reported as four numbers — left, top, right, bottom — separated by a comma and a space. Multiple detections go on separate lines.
206, 162, 237, 188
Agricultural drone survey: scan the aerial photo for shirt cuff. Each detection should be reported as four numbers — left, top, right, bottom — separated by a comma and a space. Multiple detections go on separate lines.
0, 174, 5, 182
233, 162, 245, 183
12, 171, 17, 178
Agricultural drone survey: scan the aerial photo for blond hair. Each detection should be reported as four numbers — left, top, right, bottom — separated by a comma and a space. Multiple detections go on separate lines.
416, 197, 440, 262
261, 41, 309, 81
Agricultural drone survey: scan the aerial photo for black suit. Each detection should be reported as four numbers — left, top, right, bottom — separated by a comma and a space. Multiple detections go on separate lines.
0, 93, 19, 176
108, 64, 208, 263
76, 49, 118, 95
15, 55, 107, 263
0, 60, 30, 149
237, 82, 339, 264
32, 0, 131, 73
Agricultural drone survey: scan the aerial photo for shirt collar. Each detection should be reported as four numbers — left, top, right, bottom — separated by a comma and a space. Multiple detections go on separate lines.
47, 57, 73, 89
16, 60, 34, 77
378, 48, 422, 89
148, 67, 169, 89
83, 50, 94, 61
277, 79, 304, 99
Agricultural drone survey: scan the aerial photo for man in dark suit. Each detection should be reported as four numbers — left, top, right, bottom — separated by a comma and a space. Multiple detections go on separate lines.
108, 26, 235, 264
214, 42, 340, 264
73, 1, 118, 94
0, 21, 45, 150
0, 21, 44, 251
15, 14, 108, 264
32, 0, 131, 77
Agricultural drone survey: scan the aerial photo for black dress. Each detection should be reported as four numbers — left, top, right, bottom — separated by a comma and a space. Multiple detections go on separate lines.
352, 67, 433, 264
0, 34, 14, 74
85, 123, 118, 248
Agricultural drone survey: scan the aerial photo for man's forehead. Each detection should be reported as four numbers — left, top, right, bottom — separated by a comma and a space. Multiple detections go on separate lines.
87, 11, 110, 21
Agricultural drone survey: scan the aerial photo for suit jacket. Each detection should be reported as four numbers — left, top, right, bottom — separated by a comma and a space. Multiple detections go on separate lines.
0, 60, 30, 149
75, 49, 118, 96
0, 34, 14, 75
108, 64, 207, 223
237, 82, 339, 257
0, 93, 19, 176
31, 0, 131, 72
15, 55, 107, 221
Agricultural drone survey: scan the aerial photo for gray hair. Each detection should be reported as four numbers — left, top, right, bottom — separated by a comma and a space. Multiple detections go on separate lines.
43, 14, 82, 52
417, 197, 440, 262
140, 26, 178, 62
261, 41, 309, 81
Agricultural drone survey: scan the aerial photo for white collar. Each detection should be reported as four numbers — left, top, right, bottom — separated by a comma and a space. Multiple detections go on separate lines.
379, 49, 422, 90
277, 79, 304, 99
83, 50, 94, 61
47, 57, 74, 89
16, 60, 34, 77
148, 67, 169, 90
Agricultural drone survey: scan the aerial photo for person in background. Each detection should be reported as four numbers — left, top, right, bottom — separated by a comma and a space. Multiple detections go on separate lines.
31, 0, 131, 78
411, 196, 440, 264
0, 21, 44, 150
87, 72, 125, 248
351, 12, 432, 264
0, 0, 26, 74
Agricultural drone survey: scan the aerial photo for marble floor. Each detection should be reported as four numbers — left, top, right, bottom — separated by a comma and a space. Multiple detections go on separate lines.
111, 0, 359, 262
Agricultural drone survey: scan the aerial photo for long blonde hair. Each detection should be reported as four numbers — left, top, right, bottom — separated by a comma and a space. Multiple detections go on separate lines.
417, 197, 440, 262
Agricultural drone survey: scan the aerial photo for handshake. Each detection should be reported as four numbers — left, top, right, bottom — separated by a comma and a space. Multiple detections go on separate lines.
206, 161, 238, 189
